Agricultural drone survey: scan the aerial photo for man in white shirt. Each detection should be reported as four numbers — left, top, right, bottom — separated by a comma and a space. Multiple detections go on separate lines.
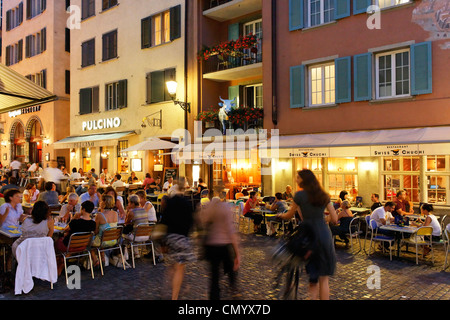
80, 184, 100, 207
59, 193, 81, 222
370, 202, 396, 228
10, 158, 22, 178
163, 177, 174, 191
111, 174, 125, 196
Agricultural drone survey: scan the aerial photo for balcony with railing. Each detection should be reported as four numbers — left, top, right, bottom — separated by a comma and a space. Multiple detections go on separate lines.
199, 35, 262, 82
203, 0, 262, 21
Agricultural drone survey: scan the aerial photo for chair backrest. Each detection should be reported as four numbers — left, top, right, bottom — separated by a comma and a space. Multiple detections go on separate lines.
116, 186, 126, 192
416, 226, 433, 237
157, 193, 167, 200
348, 217, 360, 233
200, 189, 209, 197
441, 215, 449, 230
369, 219, 378, 230
100, 226, 123, 245
66, 232, 94, 253
133, 223, 155, 240
235, 192, 244, 200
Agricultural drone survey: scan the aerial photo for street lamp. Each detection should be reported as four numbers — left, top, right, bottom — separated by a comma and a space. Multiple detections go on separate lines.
166, 80, 190, 113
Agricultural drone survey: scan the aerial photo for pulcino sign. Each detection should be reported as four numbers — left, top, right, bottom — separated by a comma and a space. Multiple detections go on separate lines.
82, 117, 121, 131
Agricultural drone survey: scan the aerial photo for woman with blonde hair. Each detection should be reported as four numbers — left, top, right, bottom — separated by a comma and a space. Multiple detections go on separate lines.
91, 194, 119, 266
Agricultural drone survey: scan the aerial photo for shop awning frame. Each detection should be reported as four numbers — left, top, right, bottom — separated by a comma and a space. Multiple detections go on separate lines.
0, 63, 57, 113
259, 126, 450, 158
52, 131, 136, 149
121, 137, 179, 152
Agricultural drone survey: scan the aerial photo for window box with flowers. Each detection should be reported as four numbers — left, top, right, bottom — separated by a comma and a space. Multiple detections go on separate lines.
227, 107, 264, 131
196, 110, 219, 128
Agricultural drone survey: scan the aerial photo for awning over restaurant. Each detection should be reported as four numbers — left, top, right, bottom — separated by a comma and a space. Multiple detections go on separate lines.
259, 126, 450, 158
52, 131, 135, 149
0, 63, 57, 113
121, 137, 179, 152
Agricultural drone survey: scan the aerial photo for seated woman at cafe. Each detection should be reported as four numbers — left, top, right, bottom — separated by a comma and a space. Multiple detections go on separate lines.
22, 183, 40, 206
127, 171, 139, 184
194, 178, 208, 198
104, 186, 126, 223
59, 185, 76, 204
55, 200, 96, 275
410, 203, 442, 255
243, 191, 263, 233
12, 201, 54, 259
142, 173, 155, 190
123, 194, 149, 241
91, 194, 119, 266
329, 200, 354, 247
136, 190, 157, 223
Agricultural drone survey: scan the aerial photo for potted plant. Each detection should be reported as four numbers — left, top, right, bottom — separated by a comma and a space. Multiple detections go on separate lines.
227, 106, 263, 131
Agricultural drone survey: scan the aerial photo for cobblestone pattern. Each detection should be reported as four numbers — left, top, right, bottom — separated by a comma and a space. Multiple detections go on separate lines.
0, 234, 448, 300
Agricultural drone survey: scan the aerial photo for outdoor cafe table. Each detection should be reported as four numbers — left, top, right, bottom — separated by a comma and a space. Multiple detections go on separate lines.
379, 224, 418, 258
252, 207, 276, 225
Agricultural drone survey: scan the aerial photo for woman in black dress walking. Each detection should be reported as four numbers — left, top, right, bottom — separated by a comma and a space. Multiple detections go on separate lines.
277, 169, 337, 300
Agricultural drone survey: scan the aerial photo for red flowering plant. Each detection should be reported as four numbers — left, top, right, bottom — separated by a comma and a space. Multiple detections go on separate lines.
196, 110, 219, 122
227, 106, 263, 127
197, 34, 257, 61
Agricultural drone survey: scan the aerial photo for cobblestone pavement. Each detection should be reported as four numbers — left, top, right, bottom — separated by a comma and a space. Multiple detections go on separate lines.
0, 233, 449, 301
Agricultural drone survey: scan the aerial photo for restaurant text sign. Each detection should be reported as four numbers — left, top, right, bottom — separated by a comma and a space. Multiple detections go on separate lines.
370, 145, 424, 156
82, 117, 121, 131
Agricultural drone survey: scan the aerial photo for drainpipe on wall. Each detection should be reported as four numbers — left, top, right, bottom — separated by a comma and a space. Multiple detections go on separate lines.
271, 0, 277, 126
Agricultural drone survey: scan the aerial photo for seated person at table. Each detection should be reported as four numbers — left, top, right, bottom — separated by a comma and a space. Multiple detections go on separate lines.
22, 183, 39, 206
370, 202, 396, 249
403, 189, 414, 215
59, 193, 81, 223
282, 185, 294, 201
148, 176, 162, 193
0, 176, 19, 194
127, 171, 139, 184
136, 190, 157, 223
142, 173, 155, 190
59, 185, 76, 204
12, 201, 54, 259
410, 203, 442, 255
91, 195, 119, 266
163, 177, 174, 192
329, 200, 354, 247
194, 178, 208, 198
37, 181, 60, 206
123, 194, 149, 241
97, 173, 107, 187
55, 201, 96, 274
267, 193, 288, 236
243, 191, 263, 233
0, 189, 27, 228
394, 190, 412, 217
70, 167, 82, 180
80, 183, 100, 208
103, 186, 126, 223
76, 171, 95, 195
111, 174, 125, 196
370, 193, 382, 211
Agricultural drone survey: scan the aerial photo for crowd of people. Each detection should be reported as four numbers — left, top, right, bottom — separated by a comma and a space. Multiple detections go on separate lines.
0, 159, 449, 301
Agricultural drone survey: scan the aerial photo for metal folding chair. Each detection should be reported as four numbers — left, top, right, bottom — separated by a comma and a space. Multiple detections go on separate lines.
400, 226, 434, 265
124, 223, 156, 268
95, 226, 126, 275
60, 232, 95, 285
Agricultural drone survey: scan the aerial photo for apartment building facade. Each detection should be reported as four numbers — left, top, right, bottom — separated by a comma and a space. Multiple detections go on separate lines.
1, 0, 70, 168
262, 0, 450, 210
56, 0, 187, 180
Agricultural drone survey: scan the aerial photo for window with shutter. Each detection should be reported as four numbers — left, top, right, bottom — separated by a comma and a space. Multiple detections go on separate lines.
102, 30, 118, 61
105, 80, 127, 110
141, 17, 152, 49
148, 68, 176, 104
81, 38, 95, 67
82, 0, 95, 20
102, 0, 118, 11
170, 5, 181, 41
79, 88, 93, 115
290, 65, 305, 108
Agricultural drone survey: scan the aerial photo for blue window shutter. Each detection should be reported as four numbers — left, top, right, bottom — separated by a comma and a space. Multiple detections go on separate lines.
335, 56, 351, 103
353, 0, 370, 15
335, 0, 350, 20
228, 23, 240, 41
411, 41, 432, 95
290, 65, 305, 108
354, 52, 372, 101
289, 0, 304, 31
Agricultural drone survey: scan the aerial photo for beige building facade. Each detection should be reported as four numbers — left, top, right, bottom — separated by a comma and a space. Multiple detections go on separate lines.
57, 0, 187, 180
1, 0, 70, 168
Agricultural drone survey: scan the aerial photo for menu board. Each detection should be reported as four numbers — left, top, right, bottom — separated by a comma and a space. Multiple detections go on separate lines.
163, 167, 178, 182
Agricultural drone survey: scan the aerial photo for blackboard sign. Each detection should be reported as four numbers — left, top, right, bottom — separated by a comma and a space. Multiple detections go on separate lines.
163, 167, 178, 182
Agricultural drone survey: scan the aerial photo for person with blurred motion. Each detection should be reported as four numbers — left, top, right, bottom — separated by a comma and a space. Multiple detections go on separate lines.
160, 177, 195, 300
200, 188, 240, 300
277, 169, 337, 300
